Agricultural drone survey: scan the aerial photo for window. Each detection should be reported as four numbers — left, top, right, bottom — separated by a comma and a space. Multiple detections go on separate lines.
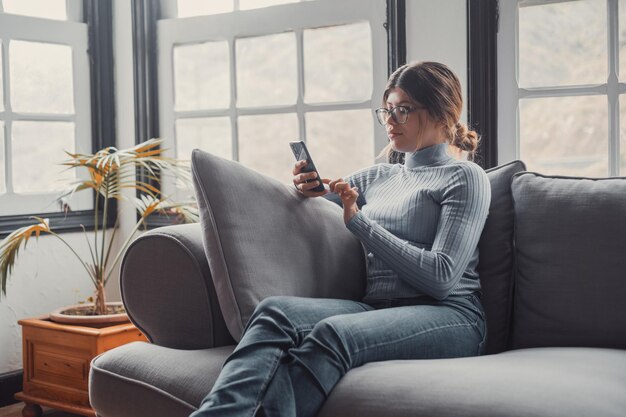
0, 0, 93, 216
497, 0, 625, 177
157, 0, 387, 192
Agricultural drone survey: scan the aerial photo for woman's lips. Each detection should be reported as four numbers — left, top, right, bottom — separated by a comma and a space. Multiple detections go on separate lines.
388, 131, 402, 139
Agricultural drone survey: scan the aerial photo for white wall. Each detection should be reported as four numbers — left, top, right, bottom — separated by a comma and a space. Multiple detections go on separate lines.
111, 0, 139, 271
0, 233, 102, 372
406, 0, 468, 122
0, 0, 137, 375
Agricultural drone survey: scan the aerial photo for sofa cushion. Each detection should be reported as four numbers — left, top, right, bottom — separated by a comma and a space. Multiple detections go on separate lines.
191, 149, 366, 341
89, 342, 235, 417
477, 160, 526, 354
319, 347, 626, 417
511, 173, 626, 349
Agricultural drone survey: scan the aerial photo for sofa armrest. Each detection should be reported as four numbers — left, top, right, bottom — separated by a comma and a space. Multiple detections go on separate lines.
120, 223, 235, 349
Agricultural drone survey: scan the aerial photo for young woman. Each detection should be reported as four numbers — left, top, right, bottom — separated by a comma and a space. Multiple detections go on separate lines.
190, 61, 491, 417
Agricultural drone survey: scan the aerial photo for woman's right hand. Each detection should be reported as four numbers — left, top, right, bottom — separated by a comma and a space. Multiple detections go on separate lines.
292, 160, 330, 197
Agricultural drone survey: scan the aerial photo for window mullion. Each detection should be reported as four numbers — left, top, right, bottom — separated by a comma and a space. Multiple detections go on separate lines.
519, 84, 607, 99
229, 37, 239, 161
3, 119, 11, 194
2, 38, 13, 194
296, 29, 305, 142
66, 0, 83, 22
10, 113, 76, 122
497, 0, 519, 164
608, 0, 619, 176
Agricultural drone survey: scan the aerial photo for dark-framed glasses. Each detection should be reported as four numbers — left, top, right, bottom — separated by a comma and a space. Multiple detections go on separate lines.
374, 105, 420, 125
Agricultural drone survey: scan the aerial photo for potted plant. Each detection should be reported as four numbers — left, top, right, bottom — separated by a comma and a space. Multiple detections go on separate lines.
0, 139, 197, 323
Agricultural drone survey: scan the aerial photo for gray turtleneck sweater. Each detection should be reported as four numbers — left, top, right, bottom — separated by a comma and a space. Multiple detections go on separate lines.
329, 142, 491, 302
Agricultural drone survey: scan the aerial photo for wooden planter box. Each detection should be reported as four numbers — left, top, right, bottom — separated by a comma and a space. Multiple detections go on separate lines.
14, 316, 147, 417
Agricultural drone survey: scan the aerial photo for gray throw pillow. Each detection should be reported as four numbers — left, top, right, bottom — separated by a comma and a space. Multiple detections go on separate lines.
192, 149, 366, 341
511, 172, 626, 349
477, 160, 526, 354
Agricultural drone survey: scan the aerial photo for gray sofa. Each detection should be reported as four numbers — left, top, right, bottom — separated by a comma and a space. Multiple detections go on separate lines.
89, 157, 626, 417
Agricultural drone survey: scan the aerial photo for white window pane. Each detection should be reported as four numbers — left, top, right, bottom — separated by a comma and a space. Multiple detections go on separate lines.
618, 0, 626, 81
174, 41, 230, 111
2, 0, 67, 20
239, 0, 298, 11
305, 109, 374, 180
12, 121, 75, 193
236, 32, 297, 107
10, 41, 74, 114
0, 122, 4, 194
519, 1, 606, 88
304, 22, 373, 104
520, 96, 608, 177
176, 117, 232, 160
238, 113, 298, 183
619, 94, 626, 177
177, 0, 234, 17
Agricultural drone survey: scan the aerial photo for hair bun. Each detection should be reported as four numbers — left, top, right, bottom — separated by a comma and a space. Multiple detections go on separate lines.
452, 122, 480, 160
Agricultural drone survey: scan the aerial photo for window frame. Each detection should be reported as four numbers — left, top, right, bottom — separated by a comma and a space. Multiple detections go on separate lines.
156, 0, 389, 176
496, 0, 623, 175
0, 0, 116, 238
467, 0, 499, 169
132, 0, 405, 227
134, 0, 407, 148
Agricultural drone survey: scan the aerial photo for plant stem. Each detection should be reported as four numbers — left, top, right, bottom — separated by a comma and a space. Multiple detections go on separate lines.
50, 232, 98, 287
80, 224, 98, 270
100, 179, 110, 279
103, 217, 144, 285
94, 187, 99, 269
95, 280, 106, 315
102, 214, 120, 276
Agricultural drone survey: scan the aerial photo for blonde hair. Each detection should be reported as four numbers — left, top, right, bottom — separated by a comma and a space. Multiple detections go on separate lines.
377, 61, 480, 163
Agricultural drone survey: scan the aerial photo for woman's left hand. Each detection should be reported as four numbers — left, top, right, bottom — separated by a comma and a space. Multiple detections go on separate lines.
330, 179, 359, 224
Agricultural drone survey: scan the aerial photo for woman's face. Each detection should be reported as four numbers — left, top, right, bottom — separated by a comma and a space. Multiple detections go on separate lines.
383, 87, 443, 153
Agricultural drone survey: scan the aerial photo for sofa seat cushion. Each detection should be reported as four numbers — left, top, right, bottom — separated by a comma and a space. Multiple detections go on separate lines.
319, 347, 626, 417
89, 342, 234, 417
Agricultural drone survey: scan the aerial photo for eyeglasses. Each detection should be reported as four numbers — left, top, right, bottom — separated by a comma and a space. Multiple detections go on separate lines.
374, 105, 422, 126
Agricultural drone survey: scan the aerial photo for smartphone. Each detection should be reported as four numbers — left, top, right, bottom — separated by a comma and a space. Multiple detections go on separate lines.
289, 140, 325, 192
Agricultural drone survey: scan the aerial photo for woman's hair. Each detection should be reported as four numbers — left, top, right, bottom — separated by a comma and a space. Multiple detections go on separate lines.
379, 61, 480, 163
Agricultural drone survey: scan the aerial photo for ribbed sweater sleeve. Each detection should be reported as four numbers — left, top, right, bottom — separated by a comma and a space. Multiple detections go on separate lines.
345, 164, 491, 300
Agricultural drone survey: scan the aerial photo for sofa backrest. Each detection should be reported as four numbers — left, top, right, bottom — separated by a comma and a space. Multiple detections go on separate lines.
192, 149, 366, 342
509, 172, 626, 349
477, 160, 527, 354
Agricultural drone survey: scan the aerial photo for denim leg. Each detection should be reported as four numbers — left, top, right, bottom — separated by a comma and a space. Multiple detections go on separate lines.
287, 295, 486, 413
190, 296, 371, 417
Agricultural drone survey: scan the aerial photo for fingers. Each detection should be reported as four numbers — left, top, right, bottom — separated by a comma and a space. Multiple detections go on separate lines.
297, 180, 328, 197
292, 160, 308, 176
331, 180, 359, 202
298, 179, 323, 192
292, 172, 320, 188
331, 180, 350, 194
329, 178, 343, 192
340, 186, 359, 200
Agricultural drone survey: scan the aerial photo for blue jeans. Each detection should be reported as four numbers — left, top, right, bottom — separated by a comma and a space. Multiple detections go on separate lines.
190, 294, 486, 417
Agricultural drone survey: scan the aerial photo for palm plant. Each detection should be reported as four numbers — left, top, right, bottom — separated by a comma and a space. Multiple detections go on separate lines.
0, 139, 198, 315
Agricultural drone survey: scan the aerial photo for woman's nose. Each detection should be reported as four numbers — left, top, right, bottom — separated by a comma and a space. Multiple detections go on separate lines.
385, 114, 398, 126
